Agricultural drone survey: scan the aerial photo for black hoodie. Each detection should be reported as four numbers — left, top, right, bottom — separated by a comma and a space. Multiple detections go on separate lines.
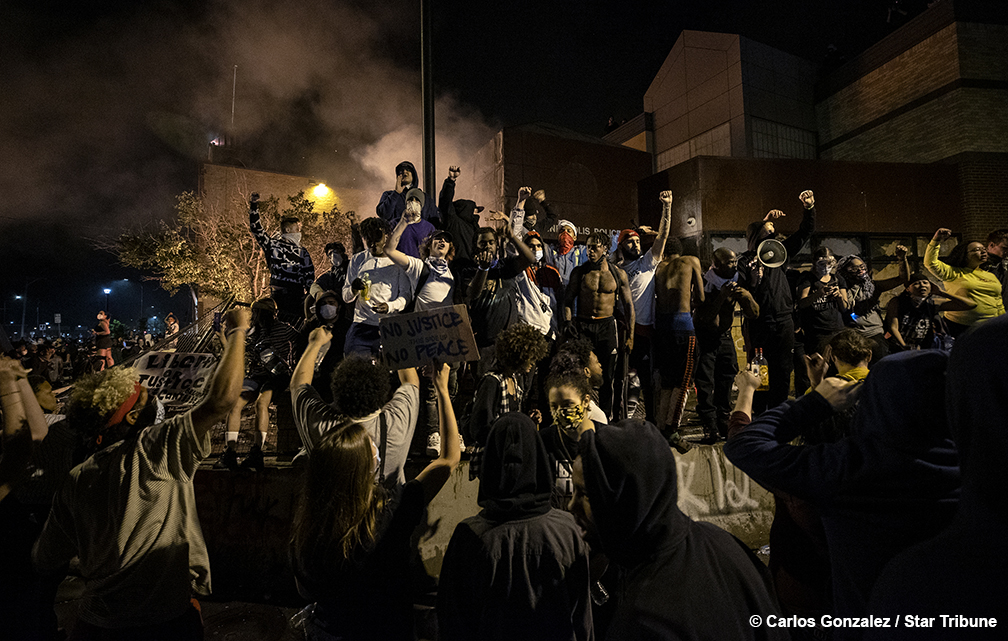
438, 413, 593, 641
580, 420, 786, 640
725, 352, 961, 638
866, 315, 1007, 640
438, 176, 481, 268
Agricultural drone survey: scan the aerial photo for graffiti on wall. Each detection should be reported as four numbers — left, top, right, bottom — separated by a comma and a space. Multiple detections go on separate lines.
676, 445, 764, 518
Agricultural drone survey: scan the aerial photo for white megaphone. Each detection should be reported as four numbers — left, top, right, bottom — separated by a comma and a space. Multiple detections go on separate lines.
757, 238, 787, 269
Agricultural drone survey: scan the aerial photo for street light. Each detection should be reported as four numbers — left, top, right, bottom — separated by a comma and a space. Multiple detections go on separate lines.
104, 288, 111, 314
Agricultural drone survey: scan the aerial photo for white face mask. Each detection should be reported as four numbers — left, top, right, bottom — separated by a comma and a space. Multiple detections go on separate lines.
319, 304, 338, 320
405, 199, 421, 215
154, 396, 166, 425
534, 249, 544, 262
282, 232, 302, 245
329, 253, 343, 268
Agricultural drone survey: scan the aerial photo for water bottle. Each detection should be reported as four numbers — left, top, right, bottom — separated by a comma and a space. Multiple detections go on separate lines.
754, 348, 769, 392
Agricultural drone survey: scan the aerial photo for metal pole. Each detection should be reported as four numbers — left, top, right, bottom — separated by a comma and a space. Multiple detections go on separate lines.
19, 288, 27, 338
421, 0, 435, 198
231, 65, 238, 130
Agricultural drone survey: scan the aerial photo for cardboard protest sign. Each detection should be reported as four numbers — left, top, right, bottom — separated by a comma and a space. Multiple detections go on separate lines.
135, 352, 218, 404
379, 304, 480, 369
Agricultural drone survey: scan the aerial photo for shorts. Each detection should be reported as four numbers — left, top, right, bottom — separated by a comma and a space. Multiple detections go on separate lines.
655, 312, 696, 389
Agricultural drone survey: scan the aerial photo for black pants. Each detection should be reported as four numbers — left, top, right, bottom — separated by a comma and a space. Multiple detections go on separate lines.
746, 316, 795, 415
575, 317, 619, 419
627, 327, 655, 422
694, 328, 737, 437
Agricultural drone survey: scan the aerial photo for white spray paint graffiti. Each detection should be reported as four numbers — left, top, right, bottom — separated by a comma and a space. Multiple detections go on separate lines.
676, 446, 762, 518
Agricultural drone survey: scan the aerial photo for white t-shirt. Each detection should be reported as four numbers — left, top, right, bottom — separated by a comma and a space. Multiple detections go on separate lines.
404, 256, 455, 311
342, 250, 412, 326
292, 383, 420, 487
621, 251, 661, 327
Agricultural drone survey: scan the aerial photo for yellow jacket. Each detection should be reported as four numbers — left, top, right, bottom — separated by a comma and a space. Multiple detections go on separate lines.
925, 240, 1006, 326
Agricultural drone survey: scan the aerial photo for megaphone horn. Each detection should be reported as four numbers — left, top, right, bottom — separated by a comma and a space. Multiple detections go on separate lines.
757, 239, 787, 269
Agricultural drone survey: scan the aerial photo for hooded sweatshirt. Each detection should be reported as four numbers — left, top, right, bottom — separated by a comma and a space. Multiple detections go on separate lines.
725, 352, 961, 638
579, 420, 786, 640
866, 315, 1008, 639
376, 160, 440, 226
438, 413, 593, 641
438, 176, 481, 269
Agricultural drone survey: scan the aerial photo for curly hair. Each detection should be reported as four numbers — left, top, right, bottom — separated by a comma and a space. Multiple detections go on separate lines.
359, 217, 391, 249
66, 366, 141, 440
546, 351, 591, 398
555, 337, 593, 370
493, 323, 549, 374
331, 355, 391, 417
419, 231, 456, 262
828, 329, 873, 366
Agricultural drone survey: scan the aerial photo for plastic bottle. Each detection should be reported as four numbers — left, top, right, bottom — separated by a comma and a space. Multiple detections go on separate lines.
361, 273, 372, 301
754, 348, 769, 392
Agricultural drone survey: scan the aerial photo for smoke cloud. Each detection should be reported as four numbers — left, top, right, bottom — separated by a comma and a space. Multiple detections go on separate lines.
0, 0, 498, 235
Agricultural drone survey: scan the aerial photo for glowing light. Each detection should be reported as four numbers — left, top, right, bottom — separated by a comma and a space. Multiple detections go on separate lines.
103, 288, 111, 294
313, 183, 331, 198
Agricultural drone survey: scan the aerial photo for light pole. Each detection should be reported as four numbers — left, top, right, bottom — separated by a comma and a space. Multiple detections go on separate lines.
19, 278, 42, 338
104, 288, 111, 316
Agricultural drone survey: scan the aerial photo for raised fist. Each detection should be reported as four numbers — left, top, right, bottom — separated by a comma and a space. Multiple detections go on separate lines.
894, 244, 908, 258
659, 190, 674, 205
933, 228, 953, 242
448, 165, 461, 181
533, 189, 546, 203
799, 190, 815, 209
250, 192, 260, 204
764, 209, 786, 221
518, 186, 532, 202
347, 210, 359, 226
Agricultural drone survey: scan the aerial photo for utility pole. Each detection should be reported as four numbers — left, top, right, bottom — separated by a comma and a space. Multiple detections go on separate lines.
421, 0, 436, 199
20, 278, 42, 338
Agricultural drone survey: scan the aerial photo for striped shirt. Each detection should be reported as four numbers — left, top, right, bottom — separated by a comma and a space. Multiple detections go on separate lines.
33, 411, 212, 628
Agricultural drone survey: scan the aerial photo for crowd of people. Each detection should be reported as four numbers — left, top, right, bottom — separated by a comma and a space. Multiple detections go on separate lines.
1, 158, 1006, 641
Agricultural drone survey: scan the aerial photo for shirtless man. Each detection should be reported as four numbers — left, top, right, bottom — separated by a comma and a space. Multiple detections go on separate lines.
653, 238, 704, 452
564, 231, 635, 419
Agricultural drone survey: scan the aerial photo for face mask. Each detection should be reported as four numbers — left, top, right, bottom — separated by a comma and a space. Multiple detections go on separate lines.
405, 199, 421, 215
558, 232, 574, 255
319, 304, 338, 320
552, 403, 587, 432
329, 254, 343, 268
282, 232, 302, 245
815, 259, 834, 276
534, 249, 544, 262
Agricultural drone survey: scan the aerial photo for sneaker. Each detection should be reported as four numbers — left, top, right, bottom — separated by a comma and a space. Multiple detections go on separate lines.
214, 447, 239, 471
240, 445, 265, 472
425, 432, 441, 457
669, 432, 693, 454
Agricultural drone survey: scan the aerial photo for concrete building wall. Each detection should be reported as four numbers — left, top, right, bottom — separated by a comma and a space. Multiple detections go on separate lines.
470, 124, 653, 240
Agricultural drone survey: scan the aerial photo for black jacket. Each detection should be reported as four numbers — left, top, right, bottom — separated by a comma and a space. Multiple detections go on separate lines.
737, 205, 815, 322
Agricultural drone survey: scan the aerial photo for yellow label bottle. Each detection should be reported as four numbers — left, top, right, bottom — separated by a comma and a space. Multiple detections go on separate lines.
755, 348, 769, 392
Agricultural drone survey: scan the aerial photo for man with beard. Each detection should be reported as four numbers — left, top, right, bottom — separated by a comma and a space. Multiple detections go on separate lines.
694, 247, 759, 442
32, 308, 250, 640
613, 190, 674, 423
249, 193, 315, 322
563, 232, 635, 420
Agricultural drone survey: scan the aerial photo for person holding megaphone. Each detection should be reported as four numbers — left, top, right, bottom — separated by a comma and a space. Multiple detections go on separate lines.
737, 190, 816, 414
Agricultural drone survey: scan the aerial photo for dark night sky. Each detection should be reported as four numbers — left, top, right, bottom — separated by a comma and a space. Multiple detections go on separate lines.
0, 0, 936, 335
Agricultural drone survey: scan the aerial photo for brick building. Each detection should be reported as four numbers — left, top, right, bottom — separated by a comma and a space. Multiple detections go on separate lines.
604, 0, 1007, 269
